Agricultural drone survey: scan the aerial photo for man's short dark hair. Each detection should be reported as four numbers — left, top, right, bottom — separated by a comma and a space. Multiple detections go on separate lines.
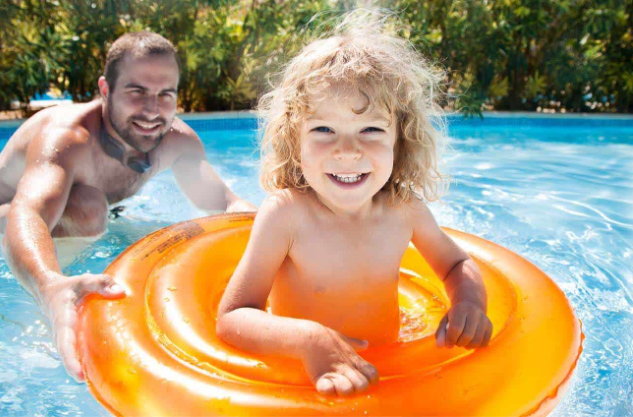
104, 31, 180, 91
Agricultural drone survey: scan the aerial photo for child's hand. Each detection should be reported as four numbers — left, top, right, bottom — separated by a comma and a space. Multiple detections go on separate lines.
435, 301, 492, 349
300, 325, 379, 397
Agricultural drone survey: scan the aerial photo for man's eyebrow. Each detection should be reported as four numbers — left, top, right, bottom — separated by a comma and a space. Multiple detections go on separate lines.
123, 84, 177, 94
123, 83, 148, 91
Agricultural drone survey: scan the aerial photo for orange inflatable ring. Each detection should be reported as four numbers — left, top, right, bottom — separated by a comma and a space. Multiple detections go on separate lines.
78, 213, 583, 416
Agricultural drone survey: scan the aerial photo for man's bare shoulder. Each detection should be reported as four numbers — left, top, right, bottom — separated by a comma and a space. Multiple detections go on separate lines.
23, 103, 101, 164
162, 117, 201, 148
8, 102, 97, 149
153, 117, 203, 168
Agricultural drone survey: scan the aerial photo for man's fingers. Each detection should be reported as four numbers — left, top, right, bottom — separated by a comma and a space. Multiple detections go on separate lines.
435, 315, 448, 348
76, 274, 125, 300
56, 325, 84, 382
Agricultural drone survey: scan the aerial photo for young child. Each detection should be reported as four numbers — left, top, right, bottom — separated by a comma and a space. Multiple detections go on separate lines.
216, 13, 492, 398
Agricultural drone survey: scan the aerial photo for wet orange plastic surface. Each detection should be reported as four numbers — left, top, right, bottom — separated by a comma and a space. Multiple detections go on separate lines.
78, 213, 583, 416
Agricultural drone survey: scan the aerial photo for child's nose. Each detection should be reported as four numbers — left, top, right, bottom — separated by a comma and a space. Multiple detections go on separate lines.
334, 136, 362, 160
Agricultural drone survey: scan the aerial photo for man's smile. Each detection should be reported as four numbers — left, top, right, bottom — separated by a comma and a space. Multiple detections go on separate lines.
132, 120, 162, 134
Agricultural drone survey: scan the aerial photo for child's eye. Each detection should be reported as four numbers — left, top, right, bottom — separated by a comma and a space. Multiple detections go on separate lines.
312, 126, 333, 133
362, 127, 385, 133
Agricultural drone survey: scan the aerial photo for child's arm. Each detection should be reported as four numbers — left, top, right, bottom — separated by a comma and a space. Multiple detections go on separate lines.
216, 194, 378, 396
409, 200, 492, 349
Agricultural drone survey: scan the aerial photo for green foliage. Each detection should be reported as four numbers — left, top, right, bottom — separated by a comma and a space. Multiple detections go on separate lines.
0, 0, 631, 114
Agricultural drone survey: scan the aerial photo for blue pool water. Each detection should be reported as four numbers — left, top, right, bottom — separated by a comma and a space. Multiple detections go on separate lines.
1, 113, 632, 416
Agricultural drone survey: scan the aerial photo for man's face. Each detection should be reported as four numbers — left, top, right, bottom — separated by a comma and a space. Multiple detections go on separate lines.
106, 54, 179, 153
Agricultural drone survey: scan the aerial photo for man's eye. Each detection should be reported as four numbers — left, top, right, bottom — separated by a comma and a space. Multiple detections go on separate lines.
129, 90, 143, 96
313, 126, 332, 133
362, 127, 384, 133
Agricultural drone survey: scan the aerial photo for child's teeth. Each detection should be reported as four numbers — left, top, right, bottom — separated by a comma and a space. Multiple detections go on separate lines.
334, 174, 363, 183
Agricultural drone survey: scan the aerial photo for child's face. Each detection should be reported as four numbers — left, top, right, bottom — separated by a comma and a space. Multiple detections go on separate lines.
299, 84, 397, 213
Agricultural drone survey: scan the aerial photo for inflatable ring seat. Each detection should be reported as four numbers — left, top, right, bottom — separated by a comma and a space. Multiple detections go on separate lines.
78, 213, 583, 416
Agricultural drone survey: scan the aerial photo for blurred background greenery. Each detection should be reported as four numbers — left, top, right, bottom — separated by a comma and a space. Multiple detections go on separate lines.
0, 0, 631, 116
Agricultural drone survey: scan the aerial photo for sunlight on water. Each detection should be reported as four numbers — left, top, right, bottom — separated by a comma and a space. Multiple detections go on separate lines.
0, 118, 631, 416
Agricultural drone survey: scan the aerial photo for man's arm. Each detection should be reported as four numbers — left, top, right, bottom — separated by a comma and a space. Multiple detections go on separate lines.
170, 127, 256, 212
4, 130, 78, 293
2, 130, 124, 381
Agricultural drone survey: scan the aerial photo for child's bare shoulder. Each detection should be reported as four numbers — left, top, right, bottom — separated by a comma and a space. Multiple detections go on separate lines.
262, 189, 309, 212
258, 189, 310, 227
400, 194, 436, 226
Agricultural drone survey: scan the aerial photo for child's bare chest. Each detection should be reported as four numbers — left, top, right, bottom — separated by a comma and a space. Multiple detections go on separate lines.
271, 216, 411, 344
288, 217, 411, 293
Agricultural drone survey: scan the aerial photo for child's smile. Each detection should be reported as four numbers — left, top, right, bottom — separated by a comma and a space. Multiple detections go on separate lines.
300, 84, 397, 214
326, 172, 370, 187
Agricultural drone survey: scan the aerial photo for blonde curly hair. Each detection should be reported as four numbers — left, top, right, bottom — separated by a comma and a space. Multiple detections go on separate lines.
258, 10, 448, 204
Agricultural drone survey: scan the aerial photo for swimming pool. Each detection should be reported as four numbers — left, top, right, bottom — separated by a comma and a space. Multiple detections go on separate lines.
0, 113, 631, 416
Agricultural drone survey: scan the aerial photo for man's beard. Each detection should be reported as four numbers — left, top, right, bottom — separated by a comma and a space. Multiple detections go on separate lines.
107, 95, 168, 153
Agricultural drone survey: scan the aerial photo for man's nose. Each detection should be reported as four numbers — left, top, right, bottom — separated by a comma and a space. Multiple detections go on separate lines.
142, 96, 160, 119
334, 136, 362, 160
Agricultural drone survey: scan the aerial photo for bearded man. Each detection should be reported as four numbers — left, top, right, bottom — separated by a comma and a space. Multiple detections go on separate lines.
0, 32, 255, 381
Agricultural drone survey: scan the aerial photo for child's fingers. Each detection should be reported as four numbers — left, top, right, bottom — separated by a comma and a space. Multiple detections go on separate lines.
482, 321, 493, 347
341, 366, 370, 394
435, 315, 448, 348
342, 334, 369, 352
455, 315, 478, 347
316, 374, 337, 396
445, 312, 466, 348
331, 373, 355, 397
466, 322, 487, 349
356, 360, 379, 385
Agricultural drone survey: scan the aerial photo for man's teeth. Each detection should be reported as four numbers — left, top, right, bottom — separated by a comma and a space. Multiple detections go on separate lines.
332, 173, 364, 183
135, 121, 160, 129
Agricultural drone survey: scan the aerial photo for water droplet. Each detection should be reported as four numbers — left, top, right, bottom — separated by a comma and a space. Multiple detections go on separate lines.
168, 286, 178, 291
164, 297, 170, 302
